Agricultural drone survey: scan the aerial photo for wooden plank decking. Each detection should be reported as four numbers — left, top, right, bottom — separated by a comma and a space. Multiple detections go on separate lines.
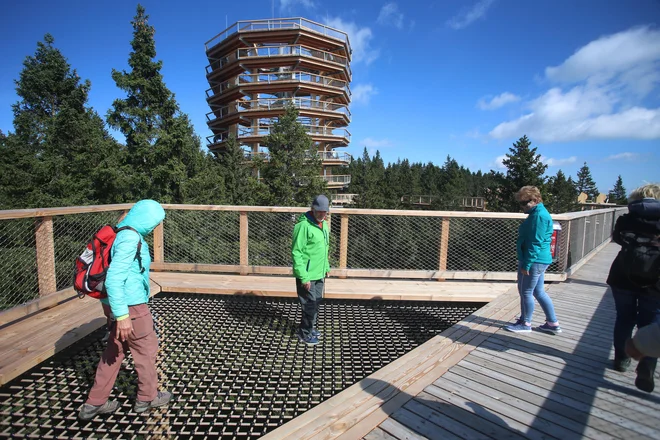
264, 243, 660, 440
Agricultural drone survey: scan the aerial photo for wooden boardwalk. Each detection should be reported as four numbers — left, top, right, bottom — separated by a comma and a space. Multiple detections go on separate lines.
264, 243, 660, 440
366, 243, 660, 440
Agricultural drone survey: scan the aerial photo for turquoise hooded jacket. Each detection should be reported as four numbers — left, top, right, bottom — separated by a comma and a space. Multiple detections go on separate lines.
516, 203, 553, 270
102, 200, 165, 318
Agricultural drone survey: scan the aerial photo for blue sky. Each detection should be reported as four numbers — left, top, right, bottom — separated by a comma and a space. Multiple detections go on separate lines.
1, 0, 659, 194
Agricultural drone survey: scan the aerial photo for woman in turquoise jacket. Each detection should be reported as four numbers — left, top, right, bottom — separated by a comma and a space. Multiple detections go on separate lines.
79, 200, 172, 421
505, 186, 562, 334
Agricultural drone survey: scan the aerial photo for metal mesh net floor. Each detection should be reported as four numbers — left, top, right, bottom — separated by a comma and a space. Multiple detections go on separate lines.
1, 293, 483, 439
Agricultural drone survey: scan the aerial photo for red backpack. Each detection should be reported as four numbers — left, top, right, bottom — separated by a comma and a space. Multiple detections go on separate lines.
73, 225, 143, 299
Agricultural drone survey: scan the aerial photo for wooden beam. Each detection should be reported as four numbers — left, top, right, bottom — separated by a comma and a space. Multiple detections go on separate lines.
438, 218, 450, 279
0, 288, 77, 327
0, 204, 134, 220
153, 222, 164, 265
240, 211, 249, 275
35, 217, 57, 296
339, 214, 349, 278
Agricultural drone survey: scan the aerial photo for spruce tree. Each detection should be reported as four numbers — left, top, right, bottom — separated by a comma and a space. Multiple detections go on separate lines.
608, 175, 627, 205
575, 162, 599, 201
546, 170, 578, 213
260, 104, 326, 206
501, 135, 548, 211
219, 135, 255, 205
108, 4, 220, 203
5, 34, 123, 208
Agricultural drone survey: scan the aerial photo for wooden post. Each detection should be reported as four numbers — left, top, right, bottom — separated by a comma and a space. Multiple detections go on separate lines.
438, 217, 450, 281
35, 217, 57, 296
153, 222, 164, 265
240, 211, 249, 275
339, 214, 349, 279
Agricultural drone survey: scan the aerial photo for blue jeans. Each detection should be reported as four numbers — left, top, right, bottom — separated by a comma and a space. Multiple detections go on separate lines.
611, 287, 660, 373
518, 262, 558, 324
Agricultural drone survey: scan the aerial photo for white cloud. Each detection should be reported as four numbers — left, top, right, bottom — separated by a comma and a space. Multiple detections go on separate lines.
279, 0, 314, 10
377, 3, 404, 29
540, 155, 577, 167
447, 0, 495, 30
477, 92, 520, 110
491, 154, 507, 170
361, 137, 393, 148
606, 152, 641, 161
352, 83, 378, 104
490, 26, 660, 143
324, 17, 379, 65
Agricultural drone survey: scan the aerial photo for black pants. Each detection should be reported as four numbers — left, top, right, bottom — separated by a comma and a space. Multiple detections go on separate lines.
296, 278, 324, 338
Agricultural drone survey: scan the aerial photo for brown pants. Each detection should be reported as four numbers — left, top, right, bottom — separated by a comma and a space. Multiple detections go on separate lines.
86, 303, 159, 405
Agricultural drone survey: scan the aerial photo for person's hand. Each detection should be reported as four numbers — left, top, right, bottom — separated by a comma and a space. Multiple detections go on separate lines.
521, 269, 530, 276
116, 318, 133, 341
625, 337, 644, 360
326, 272, 330, 279
303, 281, 311, 291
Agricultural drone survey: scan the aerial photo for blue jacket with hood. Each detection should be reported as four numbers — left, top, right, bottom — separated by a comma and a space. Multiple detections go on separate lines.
102, 200, 165, 319
516, 203, 554, 270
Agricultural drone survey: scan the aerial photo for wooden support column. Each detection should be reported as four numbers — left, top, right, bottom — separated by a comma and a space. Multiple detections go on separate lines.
339, 214, 349, 279
240, 211, 249, 275
35, 217, 57, 296
438, 217, 450, 281
153, 222, 164, 266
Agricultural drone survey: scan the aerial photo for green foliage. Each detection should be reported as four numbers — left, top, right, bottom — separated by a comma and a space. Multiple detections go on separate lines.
500, 135, 548, 211
218, 135, 255, 205
259, 104, 326, 206
546, 170, 578, 213
107, 5, 221, 203
608, 175, 627, 205
575, 162, 599, 200
1, 34, 123, 209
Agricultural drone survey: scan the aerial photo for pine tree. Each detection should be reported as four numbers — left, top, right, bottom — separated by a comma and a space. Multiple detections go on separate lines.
501, 135, 548, 211
608, 175, 627, 205
108, 4, 220, 203
546, 170, 578, 213
4, 34, 123, 208
575, 162, 599, 201
260, 104, 326, 206
219, 135, 254, 205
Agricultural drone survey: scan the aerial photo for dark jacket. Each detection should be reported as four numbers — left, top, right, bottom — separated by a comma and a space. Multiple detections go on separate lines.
606, 198, 660, 295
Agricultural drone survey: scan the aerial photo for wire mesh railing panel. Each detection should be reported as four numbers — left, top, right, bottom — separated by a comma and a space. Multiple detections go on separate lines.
329, 214, 340, 268
346, 215, 442, 271
164, 210, 240, 265
53, 211, 125, 291
583, 216, 597, 256
0, 219, 38, 311
0, 294, 480, 439
547, 219, 570, 274
248, 212, 299, 267
447, 217, 521, 272
567, 218, 584, 269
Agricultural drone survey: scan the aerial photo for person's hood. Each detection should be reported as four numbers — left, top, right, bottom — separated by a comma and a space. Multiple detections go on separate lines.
118, 200, 166, 236
297, 211, 323, 227
628, 198, 660, 220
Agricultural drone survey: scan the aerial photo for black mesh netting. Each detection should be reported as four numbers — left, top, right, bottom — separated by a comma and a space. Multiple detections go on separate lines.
0, 293, 482, 439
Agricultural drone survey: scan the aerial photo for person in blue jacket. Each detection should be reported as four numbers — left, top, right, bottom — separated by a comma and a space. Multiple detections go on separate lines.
505, 186, 562, 334
79, 200, 172, 420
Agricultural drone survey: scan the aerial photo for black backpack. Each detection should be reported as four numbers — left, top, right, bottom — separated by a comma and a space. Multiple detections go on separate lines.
620, 231, 660, 288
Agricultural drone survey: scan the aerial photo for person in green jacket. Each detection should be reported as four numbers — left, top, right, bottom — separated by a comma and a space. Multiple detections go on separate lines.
79, 200, 172, 420
291, 195, 331, 345
505, 186, 562, 334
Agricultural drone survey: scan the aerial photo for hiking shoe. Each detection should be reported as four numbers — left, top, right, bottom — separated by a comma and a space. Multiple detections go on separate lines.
537, 323, 562, 335
613, 357, 631, 372
504, 323, 532, 333
78, 400, 119, 421
503, 317, 524, 328
635, 365, 655, 393
298, 333, 320, 346
134, 390, 172, 414
311, 329, 322, 339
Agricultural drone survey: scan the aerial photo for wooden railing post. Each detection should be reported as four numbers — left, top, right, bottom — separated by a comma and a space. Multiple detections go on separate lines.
339, 214, 349, 279
240, 211, 249, 275
437, 217, 450, 281
35, 217, 57, 296
153, 222, 164, 265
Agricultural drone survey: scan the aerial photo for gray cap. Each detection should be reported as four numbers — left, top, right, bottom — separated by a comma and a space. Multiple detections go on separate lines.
312, 194, 330, 211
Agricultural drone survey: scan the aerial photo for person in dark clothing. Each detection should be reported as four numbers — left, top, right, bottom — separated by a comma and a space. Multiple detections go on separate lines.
291, 195, 331, 346
606, 184, 660, 393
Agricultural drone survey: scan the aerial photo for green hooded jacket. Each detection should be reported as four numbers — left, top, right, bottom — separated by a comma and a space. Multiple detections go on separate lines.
291, 212, 330, 283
